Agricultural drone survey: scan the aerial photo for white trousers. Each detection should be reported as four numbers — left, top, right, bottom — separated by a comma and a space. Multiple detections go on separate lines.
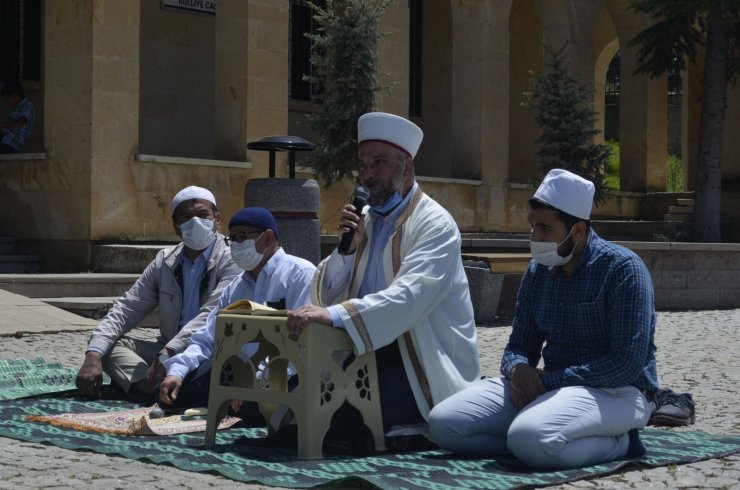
428, 377, 650, 469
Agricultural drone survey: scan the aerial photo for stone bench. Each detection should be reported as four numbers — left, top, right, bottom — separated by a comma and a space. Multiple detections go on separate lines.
462, 252, 531, 273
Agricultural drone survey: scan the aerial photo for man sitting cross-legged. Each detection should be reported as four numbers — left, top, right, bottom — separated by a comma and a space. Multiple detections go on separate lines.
76, 186, 240, 400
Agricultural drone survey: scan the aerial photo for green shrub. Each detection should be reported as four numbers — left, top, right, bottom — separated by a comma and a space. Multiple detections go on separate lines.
666, 153, 683, 192
603, 140, 682, 192
605, 140, 620, 190
525, 44, 611, 202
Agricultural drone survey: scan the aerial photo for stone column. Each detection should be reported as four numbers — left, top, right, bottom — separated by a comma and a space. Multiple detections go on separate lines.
376, 0, 410, 116
89, 0, 141, 240
214, 0, 289, 174
683, 47, 704, 192
608, 0, 668, 192
43, 0, 95, 248
618, 47, 667, 192
35, 1, 140, 270
450, 0, 512, 231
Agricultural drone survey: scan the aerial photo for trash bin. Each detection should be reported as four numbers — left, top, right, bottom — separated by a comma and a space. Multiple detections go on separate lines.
245, 136, 320, 264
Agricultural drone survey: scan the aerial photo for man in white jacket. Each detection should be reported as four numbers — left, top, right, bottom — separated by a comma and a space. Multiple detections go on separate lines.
158, 207, 315, 413
287, 112, 479, 434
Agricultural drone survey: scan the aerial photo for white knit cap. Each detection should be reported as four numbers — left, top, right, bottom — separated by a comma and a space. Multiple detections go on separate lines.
171, 185, 216, 212
533, 169, 595, 220
357, 112, 424, 158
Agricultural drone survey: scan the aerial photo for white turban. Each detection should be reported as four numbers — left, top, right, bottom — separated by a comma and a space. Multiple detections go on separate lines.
533, 169, 595, 220
357, 112, 424, 158
171, 185, 216, 212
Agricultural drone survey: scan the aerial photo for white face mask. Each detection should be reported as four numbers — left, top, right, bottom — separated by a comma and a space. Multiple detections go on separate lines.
530, 226, 577, 267
179, 217, 215, 251
230, 235, 264, 272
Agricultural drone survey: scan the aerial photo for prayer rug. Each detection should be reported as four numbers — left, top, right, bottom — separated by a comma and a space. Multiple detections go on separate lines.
26, 404, 241, 436
1, 397, 739, 489
0, 357, 109, 401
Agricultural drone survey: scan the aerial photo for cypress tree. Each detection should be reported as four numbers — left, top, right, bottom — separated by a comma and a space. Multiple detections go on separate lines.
526, 44, 611, 203
304, 0, 391, 187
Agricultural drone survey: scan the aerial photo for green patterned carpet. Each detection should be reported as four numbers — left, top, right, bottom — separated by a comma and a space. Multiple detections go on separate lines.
1, 396, 739, 489
0, 357, 110, 401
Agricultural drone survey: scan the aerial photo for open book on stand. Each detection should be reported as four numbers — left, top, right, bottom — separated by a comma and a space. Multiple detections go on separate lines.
222, 299, 287, 316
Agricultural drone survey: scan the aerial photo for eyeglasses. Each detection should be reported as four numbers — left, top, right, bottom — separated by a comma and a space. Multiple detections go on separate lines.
224, 231, 262, 245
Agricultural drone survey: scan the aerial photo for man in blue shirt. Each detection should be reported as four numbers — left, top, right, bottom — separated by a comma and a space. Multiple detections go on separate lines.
158, 207, 315, 412
429, 169, 658, 469
0, 81, 35, 153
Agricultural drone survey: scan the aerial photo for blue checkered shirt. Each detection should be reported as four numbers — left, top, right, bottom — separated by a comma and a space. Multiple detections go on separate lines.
501, 231, 659, 393
1, 97, 35, 152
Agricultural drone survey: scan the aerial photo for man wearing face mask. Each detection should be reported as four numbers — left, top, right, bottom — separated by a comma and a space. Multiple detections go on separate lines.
285, 112, 479, 442
76, 186, 241, 399
158, 207, 315, 411
428, 169, 658, 469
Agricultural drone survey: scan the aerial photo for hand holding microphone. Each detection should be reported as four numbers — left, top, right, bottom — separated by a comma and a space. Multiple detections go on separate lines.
338, 186, 369, 255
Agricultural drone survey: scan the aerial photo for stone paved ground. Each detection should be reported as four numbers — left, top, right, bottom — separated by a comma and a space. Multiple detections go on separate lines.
1, 309, 739, 489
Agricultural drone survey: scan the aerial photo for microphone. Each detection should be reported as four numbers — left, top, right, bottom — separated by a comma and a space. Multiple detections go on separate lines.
338, 186, 369, 255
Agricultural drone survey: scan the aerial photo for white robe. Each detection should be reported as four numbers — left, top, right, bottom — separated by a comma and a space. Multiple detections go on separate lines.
313, 187, 480, 419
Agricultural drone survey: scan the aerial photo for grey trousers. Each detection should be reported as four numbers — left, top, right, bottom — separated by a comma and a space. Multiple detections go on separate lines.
102, 336, 166, 394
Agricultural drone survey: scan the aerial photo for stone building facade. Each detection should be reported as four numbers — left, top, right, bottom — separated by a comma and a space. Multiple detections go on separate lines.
0, 0, 738, 271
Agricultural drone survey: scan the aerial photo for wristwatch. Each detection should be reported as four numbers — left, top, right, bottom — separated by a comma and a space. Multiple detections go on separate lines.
158, 352, 170, 364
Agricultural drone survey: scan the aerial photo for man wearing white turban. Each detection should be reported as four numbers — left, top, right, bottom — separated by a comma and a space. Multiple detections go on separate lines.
76, 186, 241, 399
286, 112, 480, 446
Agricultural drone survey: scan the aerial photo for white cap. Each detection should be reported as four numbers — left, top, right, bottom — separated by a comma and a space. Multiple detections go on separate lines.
357, 112, 424, 158
533, 169, 595, 220
171, 185, 216, 212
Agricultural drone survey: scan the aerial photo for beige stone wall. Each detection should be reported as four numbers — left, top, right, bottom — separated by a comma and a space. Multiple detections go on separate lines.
90, 1, 142, 241
93, 0, 289, 242
37, 0, 94, 242
375, 0, 409, 117
507, 0, 541, 184
477, 0, 514, 233
633, 243, 740, 309
214, 1, 249, 162
503, 186, 644, 234
299, 169, 481, 235
497, 243, 740, 313
99, 160, 252, 242
242, 0, 290, 175
139, 1, 215, 158
7, 0, 740, 274
410, 2, 452, 178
